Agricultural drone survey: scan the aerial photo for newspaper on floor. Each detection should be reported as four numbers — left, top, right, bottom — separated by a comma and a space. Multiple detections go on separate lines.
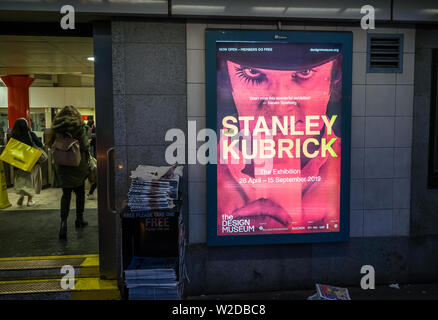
314, 284, 351, 300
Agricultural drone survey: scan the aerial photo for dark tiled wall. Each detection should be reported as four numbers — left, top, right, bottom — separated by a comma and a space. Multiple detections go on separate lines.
184, 236, 438, 295
411, 27, 438, 236
111, 20, 188, 258
109, 20, 438, 295
183, 21, 435, 295
186, 22, 415, 244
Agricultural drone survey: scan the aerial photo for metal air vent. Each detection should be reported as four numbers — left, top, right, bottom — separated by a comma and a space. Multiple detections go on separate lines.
367, 34, 403, 73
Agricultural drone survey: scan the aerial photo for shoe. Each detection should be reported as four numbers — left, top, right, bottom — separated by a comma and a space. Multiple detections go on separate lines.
59, 219, 67, 240
87, 194, 96, 200
75, 213, 88, 229
27, 201, 36, 207
17, 196, 24, 206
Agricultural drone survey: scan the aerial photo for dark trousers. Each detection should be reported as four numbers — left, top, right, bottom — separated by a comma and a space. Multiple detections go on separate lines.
88, 183, 97, 195
61, 184, 85, 219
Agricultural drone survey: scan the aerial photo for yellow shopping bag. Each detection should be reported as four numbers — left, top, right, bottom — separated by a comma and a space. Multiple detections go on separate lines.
0, 138, 42, 172
0, 161, 11, 209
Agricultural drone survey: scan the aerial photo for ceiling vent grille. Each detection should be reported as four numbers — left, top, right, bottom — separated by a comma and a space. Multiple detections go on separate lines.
367, 34, 403, 73
34, 74, 53, 81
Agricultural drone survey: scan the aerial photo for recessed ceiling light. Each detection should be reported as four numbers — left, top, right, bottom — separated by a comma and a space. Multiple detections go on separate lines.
87, 57, 95, 61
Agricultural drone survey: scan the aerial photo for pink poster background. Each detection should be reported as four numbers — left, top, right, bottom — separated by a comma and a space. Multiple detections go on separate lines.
216, 42, 342, 236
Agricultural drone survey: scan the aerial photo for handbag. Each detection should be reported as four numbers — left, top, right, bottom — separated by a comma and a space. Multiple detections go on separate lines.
28, 131, 48, 164
87, 152, 97, 184
0, 137, 42, 172
52, 132, 81, 167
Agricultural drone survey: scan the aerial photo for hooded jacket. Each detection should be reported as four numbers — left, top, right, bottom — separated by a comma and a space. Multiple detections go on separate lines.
51, 113, 90, 188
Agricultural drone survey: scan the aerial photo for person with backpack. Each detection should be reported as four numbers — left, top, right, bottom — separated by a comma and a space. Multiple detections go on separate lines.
50, 105, 90, 240
10, 118, 44, 207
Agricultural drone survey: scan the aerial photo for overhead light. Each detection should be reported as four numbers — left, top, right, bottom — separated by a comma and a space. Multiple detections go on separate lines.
109, 0, 166, 3
343, 7, 382, 14
172, 5, 226, 14
285, 7, 341, 14
421, 9, 438, 14
87, 57, 95, 61
252, 7, 286, 14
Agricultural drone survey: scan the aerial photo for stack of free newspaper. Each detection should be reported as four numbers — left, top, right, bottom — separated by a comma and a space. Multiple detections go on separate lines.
128, 165, 183, 212
128, 179, 175, 211
125, 256, 180, 300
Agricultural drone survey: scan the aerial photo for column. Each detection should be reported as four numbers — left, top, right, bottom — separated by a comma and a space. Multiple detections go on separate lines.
0, 75, 34, 129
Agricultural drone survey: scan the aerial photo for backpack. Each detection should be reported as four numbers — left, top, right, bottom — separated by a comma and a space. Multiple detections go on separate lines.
52, 133, 81, 167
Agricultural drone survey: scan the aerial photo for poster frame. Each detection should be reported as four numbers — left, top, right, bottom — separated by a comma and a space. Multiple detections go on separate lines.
205, 29, 352, 246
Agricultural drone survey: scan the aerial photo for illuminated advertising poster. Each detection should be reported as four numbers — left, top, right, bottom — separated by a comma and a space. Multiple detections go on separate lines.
206, 31, 352, 245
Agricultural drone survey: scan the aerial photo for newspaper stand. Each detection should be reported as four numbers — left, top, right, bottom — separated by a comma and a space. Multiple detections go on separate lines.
120, 197, 186, 299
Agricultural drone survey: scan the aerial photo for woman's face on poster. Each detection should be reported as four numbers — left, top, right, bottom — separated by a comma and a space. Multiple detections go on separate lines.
226, 59, 335, 134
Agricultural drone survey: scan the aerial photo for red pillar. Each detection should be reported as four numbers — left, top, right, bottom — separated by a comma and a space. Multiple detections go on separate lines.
1, 75, 34, 129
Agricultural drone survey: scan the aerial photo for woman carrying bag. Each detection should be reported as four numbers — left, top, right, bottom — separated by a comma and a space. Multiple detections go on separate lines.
49, 105, 90, 240
10, 118, 46, 207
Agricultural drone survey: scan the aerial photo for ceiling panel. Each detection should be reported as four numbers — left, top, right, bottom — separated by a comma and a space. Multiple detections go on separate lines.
0, 35, 94, 77
171, 0, 392, 20
0, 66, 94, 75
48, 42, 94, 56
0, 35, 49, 42
0, 0, 169, 16
0, 42, 57, 54
393, 0, 438, 22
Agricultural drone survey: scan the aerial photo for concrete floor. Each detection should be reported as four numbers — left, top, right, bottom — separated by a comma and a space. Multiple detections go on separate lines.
188, 283, 438, 300
0, 181, 99, 257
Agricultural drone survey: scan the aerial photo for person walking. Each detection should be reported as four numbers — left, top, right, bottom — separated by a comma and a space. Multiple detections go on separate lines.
87, 119, 97, 200
50, 106, 90, 240
84, 119, 92, 144
87, 120, 96, 157
10, 118, 43, 207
